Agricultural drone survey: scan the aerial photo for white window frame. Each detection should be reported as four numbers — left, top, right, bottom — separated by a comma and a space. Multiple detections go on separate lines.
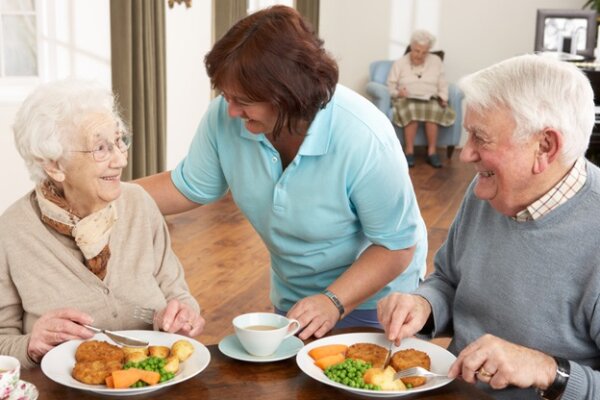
0, 0, 46, 105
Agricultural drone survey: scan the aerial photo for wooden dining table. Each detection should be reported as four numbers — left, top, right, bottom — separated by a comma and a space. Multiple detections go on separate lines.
21, 329, 494, 399
21, 350, 493, 399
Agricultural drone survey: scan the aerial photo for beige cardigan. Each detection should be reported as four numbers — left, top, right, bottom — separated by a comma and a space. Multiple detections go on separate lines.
0, 183, 199, 368
386, 53, 449, 101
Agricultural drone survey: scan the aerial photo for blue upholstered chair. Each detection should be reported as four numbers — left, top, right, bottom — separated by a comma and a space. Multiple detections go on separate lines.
366, 59, 463, 159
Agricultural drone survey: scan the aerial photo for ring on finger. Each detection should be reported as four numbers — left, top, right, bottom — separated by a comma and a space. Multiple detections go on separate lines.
476, 368, 494, 378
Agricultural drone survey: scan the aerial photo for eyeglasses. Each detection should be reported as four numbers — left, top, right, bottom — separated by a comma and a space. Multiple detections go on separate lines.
71, 134, 132, 162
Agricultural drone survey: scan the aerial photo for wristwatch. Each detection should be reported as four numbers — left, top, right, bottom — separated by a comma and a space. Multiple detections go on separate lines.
536, 356, 570, 400
322, 289, 345, 319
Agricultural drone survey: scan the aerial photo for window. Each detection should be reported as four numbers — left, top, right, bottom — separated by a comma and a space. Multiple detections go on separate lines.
0, 0, 38, 77
0, 0, 111, 104
0, 0, 42, 104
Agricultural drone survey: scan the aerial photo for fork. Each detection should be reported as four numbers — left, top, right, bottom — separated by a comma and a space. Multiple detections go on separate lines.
394, 366, 448, 380
133, 306, 156, 325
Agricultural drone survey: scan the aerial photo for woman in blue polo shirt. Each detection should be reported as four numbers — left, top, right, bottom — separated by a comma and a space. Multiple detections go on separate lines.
137, 5, 427, 340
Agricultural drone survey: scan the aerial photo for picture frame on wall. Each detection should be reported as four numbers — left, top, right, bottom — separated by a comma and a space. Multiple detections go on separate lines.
534, 9, 597, 59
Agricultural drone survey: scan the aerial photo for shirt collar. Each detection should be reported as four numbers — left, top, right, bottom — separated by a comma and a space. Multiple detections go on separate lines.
513, 157, 587, 222
299, 92, 335, 156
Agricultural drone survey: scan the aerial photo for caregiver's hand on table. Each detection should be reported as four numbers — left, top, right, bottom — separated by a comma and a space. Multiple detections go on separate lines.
287, 294, 340, 340
448, 334, 557, 390
154, 299, 205, 337
377, 293, 432, 345
28, 308, 95, 363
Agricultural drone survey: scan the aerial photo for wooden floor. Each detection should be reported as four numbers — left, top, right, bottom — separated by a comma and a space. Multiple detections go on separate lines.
165, 149, 475, 345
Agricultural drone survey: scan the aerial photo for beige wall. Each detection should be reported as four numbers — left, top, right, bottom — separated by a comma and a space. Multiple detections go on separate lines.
320, 0, 585, 95
319, 0, 584, 149
165, 2, 213, 170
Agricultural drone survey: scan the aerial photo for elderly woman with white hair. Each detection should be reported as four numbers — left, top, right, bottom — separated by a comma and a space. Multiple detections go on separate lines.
378, 54, 600, 399
387, 29, 456, 168
0, 80, 204, 368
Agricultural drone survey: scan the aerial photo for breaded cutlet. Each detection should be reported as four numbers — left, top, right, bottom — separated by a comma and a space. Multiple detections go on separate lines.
389, 348, 431, 371
390, 348, 431, 388
72, 359, 123, 385
345, 343, 388, 368
75, 340, 124, 363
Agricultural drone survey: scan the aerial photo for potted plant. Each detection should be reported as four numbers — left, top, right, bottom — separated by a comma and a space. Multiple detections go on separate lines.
583, 0, 600, 13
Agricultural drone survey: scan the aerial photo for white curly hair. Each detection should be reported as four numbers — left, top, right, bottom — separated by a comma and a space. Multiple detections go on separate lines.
12, 79, 128, 184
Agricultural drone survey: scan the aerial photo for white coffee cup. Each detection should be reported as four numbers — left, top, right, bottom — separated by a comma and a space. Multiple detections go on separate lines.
233, 312, 301, 357
0, 355, 20, 399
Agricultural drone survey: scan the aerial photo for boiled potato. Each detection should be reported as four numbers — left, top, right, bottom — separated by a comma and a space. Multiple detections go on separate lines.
170, 340, 194, 362
125, 351, 148, 363
148, 345, 170, 359
164, 355, 180, 374
363, 366, 406, 391
122, 346, 149, 356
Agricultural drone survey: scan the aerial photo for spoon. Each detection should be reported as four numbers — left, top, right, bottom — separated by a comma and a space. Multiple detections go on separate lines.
82, 324, 149, 347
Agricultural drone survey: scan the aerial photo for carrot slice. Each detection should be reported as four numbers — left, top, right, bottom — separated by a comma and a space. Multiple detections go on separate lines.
314, 353, 345, 370
138, 369, 161, 386
111, 368, 143, 389
308, 344, 348, 360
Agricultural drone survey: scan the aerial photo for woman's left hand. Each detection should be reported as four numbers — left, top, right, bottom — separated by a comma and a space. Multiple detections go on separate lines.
154, 299, 205, 337
448, 334, 556, 391
287, 294, 340, 340
438, 98, 448, 107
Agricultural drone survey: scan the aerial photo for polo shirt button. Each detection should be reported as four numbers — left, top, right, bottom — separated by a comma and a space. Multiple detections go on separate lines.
272, 156, 278, 163
112, 312, 118, 318
104, 288, 110, 295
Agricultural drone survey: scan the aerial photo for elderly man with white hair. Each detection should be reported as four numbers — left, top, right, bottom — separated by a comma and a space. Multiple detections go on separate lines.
378, 54, 600, 399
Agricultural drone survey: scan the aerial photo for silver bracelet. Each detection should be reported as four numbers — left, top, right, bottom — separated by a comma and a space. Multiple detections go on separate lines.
323, 289, 345, 319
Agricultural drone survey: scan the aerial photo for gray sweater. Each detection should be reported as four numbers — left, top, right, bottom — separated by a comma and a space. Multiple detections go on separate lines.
416, 161, 600, 399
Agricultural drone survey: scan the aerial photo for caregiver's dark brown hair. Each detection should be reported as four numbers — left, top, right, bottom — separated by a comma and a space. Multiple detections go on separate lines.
205, 5, 339, 139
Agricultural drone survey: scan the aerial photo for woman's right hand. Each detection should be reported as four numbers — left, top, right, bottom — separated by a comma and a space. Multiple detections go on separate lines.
28, 308, 95, 363
377, 293, 432, 345
398, 87, 409, 98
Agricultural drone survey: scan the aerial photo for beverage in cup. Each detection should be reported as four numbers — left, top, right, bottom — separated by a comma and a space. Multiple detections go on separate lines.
233, 312, 301, 357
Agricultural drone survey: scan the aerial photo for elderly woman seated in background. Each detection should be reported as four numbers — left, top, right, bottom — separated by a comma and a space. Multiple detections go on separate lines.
387, 29, 456, 168
0, 80, 204, 368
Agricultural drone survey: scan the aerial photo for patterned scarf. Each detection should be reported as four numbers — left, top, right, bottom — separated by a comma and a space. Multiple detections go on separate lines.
35, 180, 117, 279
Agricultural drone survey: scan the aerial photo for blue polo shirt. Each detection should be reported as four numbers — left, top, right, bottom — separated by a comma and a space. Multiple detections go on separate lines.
172, 84, 427, 311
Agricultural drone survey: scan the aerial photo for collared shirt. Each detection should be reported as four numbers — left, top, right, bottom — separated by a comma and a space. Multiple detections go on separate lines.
171, 84, 427, 311
514, 157, 587, 222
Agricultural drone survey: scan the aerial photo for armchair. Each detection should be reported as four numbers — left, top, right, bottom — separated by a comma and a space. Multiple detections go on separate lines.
366, 59, 463, 159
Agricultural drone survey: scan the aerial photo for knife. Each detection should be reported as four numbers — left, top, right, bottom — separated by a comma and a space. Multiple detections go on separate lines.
383, 341, 393, 368
82, 324, 149, 347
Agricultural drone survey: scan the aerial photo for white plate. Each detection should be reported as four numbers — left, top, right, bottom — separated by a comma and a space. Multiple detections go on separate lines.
40, 330, 210, 396
296, 332, 455, 398
218, 334, 304, 362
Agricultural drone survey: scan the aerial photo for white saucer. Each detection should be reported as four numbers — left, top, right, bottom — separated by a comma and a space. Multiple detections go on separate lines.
9, 380, 38, 400
218, 334, 304, 362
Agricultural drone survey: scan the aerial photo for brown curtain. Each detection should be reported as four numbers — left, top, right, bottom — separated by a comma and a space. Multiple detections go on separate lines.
213, 1, 319, 43
214, 0, 247, 42
296, 0, 319, 35
110, 0, 166, 180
